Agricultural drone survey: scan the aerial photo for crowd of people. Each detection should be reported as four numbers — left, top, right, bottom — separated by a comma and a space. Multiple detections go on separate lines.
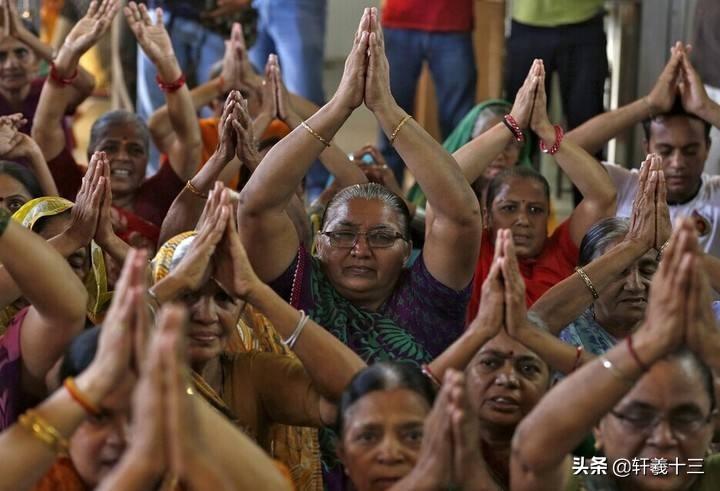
0, 1, 719, 490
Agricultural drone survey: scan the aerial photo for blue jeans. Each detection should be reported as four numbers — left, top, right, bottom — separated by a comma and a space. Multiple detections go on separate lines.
137, 14, 225, 173
250, 0, 328, 200
378, 28, 477, 182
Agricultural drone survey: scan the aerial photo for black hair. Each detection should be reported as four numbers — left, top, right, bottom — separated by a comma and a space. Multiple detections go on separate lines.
335, 362, 436, 435
58, 326, 101, 381
579, 217, 630, 266
87, 110, 150, 159
485, 166, 551, 211
322, 183, 412, 239
31, 209, 71, 235
641, 99, 712, 143
0, 160, 43, 199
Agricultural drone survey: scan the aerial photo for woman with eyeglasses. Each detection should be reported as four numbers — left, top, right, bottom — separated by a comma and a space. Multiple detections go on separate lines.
238, 7, 480, 366
511, 220, 720, 491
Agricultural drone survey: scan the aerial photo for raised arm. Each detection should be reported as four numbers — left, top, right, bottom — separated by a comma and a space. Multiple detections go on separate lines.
124, 2, 201, 180
1, 0, 95, 106
366, 9, 481, 289
677, 47, 720, 130
0, 212, 87, 402
31, 0, 118, 161
511, 220, 694, 491
238, 9, 371, 281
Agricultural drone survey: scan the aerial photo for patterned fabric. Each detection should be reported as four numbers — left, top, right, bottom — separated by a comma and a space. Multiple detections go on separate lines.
0, 197, 111, 335
270, 245, 470, 489
31, 456, 88, 491
0, 307, 29, 431
559, 310, 617, 356
152, 234, 322, 491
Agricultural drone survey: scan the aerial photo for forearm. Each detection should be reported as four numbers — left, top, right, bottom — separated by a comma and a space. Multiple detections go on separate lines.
429, 328, 494, 381
375, 101, 480, 225
453, 123, 515, 183
252, 112, 273, 140
158, 189, 206, 246
319, 144, 368, 188
98, 234, 130, 265
697, 101, 720, 130
24, 144, 59, 196
288, 92, 320, 119
1, 223, 86, 323
182, 455, 236, 491
193, 396, 293, 491
248, 283, 365, 400
239, 97, 352, 214
565, 99, 650, 155
515, 324, 595, 374
702, 255, 720, 293
531, 239, 647, 334
94, 454, 161, 491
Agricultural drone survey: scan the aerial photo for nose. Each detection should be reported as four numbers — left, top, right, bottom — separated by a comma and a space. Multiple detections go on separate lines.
494, 363, 520, 388
2, 54, 19, 69
647, 418, 679, 449
666, 150, 684, 170
514, 208, 530, 227
375, 435, 405, 465
350, 234, 372, 258
105, 414, 129, 449
624, 266, 644, 292
191, 295, 217, 324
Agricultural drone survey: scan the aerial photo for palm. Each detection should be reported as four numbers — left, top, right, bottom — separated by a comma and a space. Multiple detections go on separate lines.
66, 17, 101, 54
136, 26, 172, 61
0, 127, 15, 155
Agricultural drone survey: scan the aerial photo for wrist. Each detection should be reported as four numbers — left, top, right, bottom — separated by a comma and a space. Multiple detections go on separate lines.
155, 59, 182, 84
243, 281, 268, 308
632, 328, 669, 366
53, 49, 80, 77
535, 123, 557, 144
151, 273, 188, 303
75, 365, 113, 406
327, 95, 356, 120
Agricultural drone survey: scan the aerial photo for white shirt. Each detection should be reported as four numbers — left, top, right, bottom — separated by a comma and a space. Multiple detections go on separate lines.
604, 162, 720, 258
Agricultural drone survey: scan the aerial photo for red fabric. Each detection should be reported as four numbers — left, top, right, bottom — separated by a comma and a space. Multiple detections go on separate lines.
466, 220, 579, 324
382, 0, 473, 32
46, 150, 184, 248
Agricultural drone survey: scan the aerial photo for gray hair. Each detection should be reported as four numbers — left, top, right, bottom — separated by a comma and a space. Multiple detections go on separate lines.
471, 103, 510, 138
322, 183, 411, 238
579, 217, 630, 266
87, 110, 150, 159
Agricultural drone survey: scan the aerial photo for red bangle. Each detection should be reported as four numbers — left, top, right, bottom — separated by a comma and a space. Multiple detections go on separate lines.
156, 73, 186, 93
539, 125, 564, 155
421, 364, 442, 388
64, 377, 101, 417
49, 62, 78, 86
503, 114, 524, 142
626, 336, 648, 372
571, 345, 584, 372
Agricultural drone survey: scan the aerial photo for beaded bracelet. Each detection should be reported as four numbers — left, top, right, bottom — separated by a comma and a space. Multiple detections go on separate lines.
64, 377, 101, 417
539, 124, 564, 155
49, 62, 78, 86
575, 266, 599, 299
19, 410, 69, 454
300, 121, 331, 147
503, 114, 524, 142
156, 73, 186, 93
389, 114, 413, 145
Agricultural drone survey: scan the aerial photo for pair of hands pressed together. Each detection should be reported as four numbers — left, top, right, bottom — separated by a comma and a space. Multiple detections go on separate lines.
214, 90, 262, 171
257, 54, 299, 127
507, 59, 560, 146
0, 115, 37, 160
219, 22, 264, 98
627, 153, 672, 252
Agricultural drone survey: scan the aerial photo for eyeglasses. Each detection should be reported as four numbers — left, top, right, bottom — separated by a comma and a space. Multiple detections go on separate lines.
610, 409, 715, 437
321, 230, 407, 249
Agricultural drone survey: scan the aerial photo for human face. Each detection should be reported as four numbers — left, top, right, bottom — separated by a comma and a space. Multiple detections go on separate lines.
69, 373, 135, 487
487, 177, 549, 258
0, 36, 37, 92
338, 388, 430, 491
36, 212, 90, 282
467, 332, 550, 430
646, 116, 709, 204
92, 124, 148, 197
593, 244, 658, 336
181, 279, 241, 368
595, 358, 714, 491
317, 199, 410, 310
0, 173, 32, 214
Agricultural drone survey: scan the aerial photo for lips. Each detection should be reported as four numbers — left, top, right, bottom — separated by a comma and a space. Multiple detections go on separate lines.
188, 329, 221, 344
110, 168, 133, 178
486, 395, 520, 412
345, 266, 375, 276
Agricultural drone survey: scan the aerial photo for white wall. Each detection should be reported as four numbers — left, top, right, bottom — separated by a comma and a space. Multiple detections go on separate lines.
325, 0, 381, 61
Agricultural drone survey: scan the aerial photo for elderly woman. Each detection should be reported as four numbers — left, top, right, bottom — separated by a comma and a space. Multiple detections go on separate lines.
511, 219, 720, 491
459, 60, 616, 317
148, 188, 365, 484
238, 8, 481, 364
32, 2, 200, 249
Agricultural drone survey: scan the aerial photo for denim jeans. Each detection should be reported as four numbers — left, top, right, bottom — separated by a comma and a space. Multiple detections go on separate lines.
378, 28, 477, 182
250, 0, 328, 200
137, 14, 225, 173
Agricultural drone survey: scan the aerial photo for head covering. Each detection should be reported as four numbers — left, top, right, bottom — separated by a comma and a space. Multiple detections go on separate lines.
407, 99, 532, 209
9, 197, 111, 325
150, 231, 197, 283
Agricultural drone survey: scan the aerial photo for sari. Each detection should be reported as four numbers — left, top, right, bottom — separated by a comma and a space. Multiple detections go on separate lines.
152, 233, 322, 491
0, 197, 111, 334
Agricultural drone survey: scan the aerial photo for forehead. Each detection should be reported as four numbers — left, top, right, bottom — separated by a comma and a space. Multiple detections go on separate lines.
493, 176, 547, 204
344, 388, 431, 429
620, 358, 711, 411
473, 113, 504, 137
475, 332, 541, 362
0, 173, 30, 197
36, 211, 72, 239
649, 116, 707, 145
325, 198, 402, 231
95, 122, 146, 145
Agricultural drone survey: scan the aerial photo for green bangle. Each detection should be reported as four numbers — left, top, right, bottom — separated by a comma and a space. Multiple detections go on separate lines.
0, 208, 11, 238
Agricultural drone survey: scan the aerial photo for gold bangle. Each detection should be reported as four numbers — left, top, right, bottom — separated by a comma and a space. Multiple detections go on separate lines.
600, 357, 635, 388
300, 120, 331, 148
575, 266, 599, 299
185, 180, 208, 199
389, 114, 412, 145
19, 410, 69, 454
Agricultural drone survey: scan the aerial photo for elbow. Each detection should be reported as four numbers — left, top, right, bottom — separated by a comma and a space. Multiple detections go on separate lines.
454, 200, 483, 232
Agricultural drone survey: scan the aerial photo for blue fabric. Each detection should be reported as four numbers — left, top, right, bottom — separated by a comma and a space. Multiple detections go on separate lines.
249, 0, 328, 200
559, 310, 616, 356
136, 14, 225, 173
378, 28, 477, 182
